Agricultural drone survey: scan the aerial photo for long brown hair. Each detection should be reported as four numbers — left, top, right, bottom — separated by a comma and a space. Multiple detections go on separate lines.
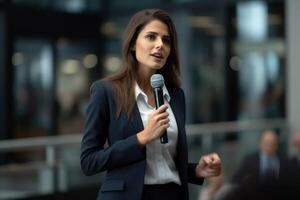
106, 9, 181, 118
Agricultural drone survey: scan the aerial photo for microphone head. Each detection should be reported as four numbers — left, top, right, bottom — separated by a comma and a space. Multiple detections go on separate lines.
150, 74, 164, 88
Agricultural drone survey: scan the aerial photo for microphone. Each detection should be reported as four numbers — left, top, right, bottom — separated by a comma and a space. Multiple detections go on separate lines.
150, 74, 168, 144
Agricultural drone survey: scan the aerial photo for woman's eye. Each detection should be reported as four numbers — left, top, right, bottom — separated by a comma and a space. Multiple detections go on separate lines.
146, 34, 155, 40
163, 38, 171, 45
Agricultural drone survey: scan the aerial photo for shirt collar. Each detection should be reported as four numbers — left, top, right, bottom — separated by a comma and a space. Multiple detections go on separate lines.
135, 82, 171, 103
260, 152, 278, 160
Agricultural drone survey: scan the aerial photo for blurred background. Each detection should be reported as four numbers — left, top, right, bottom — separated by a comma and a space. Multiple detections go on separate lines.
0, 0, 299, 199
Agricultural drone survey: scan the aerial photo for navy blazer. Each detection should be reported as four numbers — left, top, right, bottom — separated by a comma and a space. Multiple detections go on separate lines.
80, 80, 203, 200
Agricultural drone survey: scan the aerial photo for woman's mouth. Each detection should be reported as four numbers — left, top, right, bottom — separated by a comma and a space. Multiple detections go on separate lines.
151, 53, 163, 60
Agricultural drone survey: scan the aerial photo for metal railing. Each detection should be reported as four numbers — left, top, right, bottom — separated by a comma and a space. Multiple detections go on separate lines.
187, 118, 288, 150
0, 118, 288, 152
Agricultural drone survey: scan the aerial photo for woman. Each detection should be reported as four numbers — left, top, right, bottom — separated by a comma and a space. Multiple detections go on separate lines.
80, 9, 221, 200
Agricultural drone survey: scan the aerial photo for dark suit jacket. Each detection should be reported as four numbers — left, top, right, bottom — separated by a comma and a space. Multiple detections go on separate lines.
80, 80, 203, 200
232, 152, 290, 186
232, 153, 261, 185
287, 156, 300, 187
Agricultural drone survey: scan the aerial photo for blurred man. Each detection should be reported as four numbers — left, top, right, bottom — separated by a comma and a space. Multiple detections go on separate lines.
232, 129, 281, 184
229, 130, 291, 200
291, 132, 300, 164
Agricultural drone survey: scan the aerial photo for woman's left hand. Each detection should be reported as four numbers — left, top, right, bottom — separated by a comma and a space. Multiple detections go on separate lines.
195, 153, 222, 178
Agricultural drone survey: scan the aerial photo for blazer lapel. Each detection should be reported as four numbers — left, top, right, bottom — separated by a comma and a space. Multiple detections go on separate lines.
169, 88, 188, 156
168, 88, 188, 185
169, 89, 184, 138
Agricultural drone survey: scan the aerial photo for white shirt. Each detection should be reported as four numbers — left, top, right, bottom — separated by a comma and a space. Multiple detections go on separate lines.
135, 83, 181, 185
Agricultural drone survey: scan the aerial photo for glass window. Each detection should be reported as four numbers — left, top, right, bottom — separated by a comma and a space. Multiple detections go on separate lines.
169, 9, 226, 123
108, 0, 161, 9
56, 38, 102, 134
232, 1, 285, 120
12, 38, 103, 137
12, 39, 53, 162
12, 0, 102, 13
99, 16, 131, 76
13, 39, 53, 138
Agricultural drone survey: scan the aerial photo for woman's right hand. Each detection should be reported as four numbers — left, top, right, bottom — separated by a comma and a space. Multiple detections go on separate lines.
137, 104, 169, 147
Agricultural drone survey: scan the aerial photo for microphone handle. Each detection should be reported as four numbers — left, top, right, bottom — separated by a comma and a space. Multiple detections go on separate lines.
153, 87, 168, 144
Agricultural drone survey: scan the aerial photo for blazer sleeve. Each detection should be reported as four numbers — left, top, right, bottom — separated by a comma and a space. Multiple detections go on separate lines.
80, 81, 145, 176
188, 163, 204, 185
178, 88, 204, 185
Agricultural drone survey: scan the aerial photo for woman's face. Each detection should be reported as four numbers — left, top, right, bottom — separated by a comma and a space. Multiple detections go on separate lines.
134, 19, 171, 74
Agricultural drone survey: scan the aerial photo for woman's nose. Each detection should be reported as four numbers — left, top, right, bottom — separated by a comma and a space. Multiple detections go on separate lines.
155, 38, 163, 48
